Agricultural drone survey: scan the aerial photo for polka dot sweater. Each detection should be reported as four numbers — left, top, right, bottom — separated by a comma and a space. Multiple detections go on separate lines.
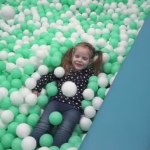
33, 67, 94, 112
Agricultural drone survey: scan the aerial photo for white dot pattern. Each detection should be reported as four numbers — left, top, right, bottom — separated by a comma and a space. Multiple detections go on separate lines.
33, 67, 94, 111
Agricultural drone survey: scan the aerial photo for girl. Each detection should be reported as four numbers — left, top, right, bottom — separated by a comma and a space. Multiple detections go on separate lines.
31, 42, 103, 147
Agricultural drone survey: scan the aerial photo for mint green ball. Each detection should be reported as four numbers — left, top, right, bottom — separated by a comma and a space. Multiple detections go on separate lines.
0, 61, 6, 72
39, 134, 53, 147
97, 87, 106, 99
27, 114, 40, 127
78, 6, 86, 14
7, 122, 18, 135
11, 79, 22, 89
109, 52, 118, 63
60, 143, 72, 150
103, 62, 112, 74
0, 75, 6, 82
81, 100, 92, 109
37, 94, 49, 107
0, 97, 11, 109
0, 129, 6, 141
111, 62, 121, 74
87, 82, 99, 92
1, 80, 11, 89
46, 83, 58, 97
49, 111, 63, 126
89, 76, 98, 82
89, 3, 97, 11
129, 21, 138, 29
24, 64, 35, 75
49, 146, 59, 150
11, 138, 22, 150
29, 105, 41, 115
11, 68, 22, 79
9, 106, 19, 116
1, 133, 15, 149
63, 39, 73, 48
69, 135, 82, 146
50, 56, 62, 67
109, 39, 119, 48
0, 144, 4, 150
15, 114, 27, 123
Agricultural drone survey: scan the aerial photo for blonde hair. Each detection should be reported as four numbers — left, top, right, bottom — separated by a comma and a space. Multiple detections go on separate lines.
61, 42, 103, 75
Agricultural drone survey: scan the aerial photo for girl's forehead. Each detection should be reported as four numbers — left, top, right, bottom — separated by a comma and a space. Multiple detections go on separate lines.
74, 46, 92, 55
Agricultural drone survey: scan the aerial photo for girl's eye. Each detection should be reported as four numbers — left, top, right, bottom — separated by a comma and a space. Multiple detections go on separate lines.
83, 57, 88, 60
75, 55, 79, 58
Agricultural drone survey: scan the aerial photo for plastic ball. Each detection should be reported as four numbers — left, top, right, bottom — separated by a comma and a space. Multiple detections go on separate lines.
79, 116, 92, 131
98, 76, 109, 87
54, 66, 65, 78
19, 104, 29, 115
37, 65, 49, 76
82, 88, 94, 100
25, 93, 37, 106
67, 147, 78, 150
1, 5, 15, 20
11, 137, 22, 150
92, 97, 103, 110
46, 83, 58, 97
61, 81, 77, 97
39, 134, 53, 147
49, 111, 63, 126
0, 87, 8, 101
1, 133, 15, 149
84, 106, 96, 119
31, 72, 41, 81
27, 113, 40, 127
21, 136, 37, 150
10, 91, 24, 106
37, 147, 50, 150
1, 110, 14, 124
25, 77, 37, 90
16, 123, 31, 138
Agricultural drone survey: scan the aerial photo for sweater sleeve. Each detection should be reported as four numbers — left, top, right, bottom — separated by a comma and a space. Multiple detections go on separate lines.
32, 72, 56, 92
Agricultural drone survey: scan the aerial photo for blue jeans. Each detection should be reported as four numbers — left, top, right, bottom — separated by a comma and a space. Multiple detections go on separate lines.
31, 100, 81, 147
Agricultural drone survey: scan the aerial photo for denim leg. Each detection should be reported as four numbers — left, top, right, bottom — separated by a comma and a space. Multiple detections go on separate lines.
31, 100, 59, 145
53, 109, 81, 147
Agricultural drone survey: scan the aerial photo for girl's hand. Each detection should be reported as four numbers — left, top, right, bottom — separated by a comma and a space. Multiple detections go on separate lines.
33, 91, 39, 96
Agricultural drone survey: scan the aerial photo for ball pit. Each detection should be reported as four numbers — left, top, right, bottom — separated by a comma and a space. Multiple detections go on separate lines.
0, 0, 150, 149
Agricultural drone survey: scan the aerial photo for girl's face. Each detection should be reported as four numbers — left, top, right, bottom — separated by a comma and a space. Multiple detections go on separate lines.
72, 46, 92, 71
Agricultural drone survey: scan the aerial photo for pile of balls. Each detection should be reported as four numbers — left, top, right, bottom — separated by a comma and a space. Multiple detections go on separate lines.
0, 0, 150, 150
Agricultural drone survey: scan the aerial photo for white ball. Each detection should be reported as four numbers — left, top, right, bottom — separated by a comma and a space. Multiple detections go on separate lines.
1, 5, 15, 20
0, 51, 8, 60
92, 97, 103, 110
16, 123, 31, 138
21, 136, 37, 150
31, 72, 41, 81
61, 81, 77, 97
84, 106, 96, 119
67, 148, 78, 150
79, 116, 92, 131
82, 89, 94, 100
102, 53, 110, 62
1, 110, 14, 124
19, 104, 29, 115
25, 77, 37, 90
37, 65, 49, 75
96, 38, 107, 47
54, 66, 65, 78
37, 147, 50, 150
20, 87, 31, 98
25, 93, 37, 106
98, 76, 109, 87
0, 87, 8, 101
10, 91, 24, 106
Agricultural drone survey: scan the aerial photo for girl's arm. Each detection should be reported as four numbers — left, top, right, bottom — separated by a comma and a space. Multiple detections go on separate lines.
32, 72, 56, 93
